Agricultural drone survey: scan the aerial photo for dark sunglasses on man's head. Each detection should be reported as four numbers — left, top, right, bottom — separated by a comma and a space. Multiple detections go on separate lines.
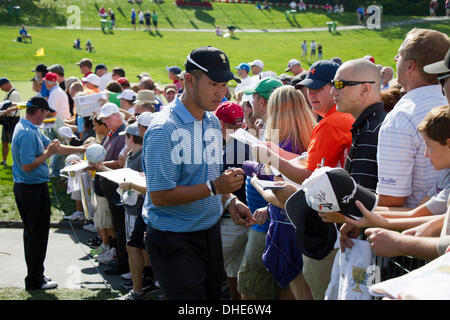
331, 80, 376, 90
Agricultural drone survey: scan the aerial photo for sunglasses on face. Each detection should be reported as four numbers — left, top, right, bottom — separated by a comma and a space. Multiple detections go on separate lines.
331, 80, 376, 90
438, 73, 450, 88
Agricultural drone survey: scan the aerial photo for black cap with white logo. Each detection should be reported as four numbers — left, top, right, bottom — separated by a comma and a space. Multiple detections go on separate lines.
185, 46, 241, 83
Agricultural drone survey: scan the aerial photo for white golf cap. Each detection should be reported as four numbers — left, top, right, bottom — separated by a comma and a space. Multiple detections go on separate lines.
248, 59, 264, 69
117, 89, 137, 101
285, 59, 301, 72
58, 126, 76, 139
137, 111, 156, 127
99, 102, 120, 118
82, 73, 101, 87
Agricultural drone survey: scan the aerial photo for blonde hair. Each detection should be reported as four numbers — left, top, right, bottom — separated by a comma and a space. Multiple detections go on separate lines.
265, 85, 317, 152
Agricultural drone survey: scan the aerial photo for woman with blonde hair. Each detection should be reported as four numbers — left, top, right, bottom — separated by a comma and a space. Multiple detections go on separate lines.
250, 85, 316, 300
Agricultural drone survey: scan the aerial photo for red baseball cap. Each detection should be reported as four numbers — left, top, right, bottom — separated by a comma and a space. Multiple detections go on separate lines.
117, 77, 130, 86
215, 101, 243, 125
43, 72, 58, 82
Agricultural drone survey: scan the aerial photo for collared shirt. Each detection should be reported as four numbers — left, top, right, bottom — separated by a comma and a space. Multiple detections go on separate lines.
377, 85, 447, 208
305, 105, 354, 172
48, 85, 71, 120
11, 118, 51, 184
344, 102, 386, 192
142, 97, 223, 232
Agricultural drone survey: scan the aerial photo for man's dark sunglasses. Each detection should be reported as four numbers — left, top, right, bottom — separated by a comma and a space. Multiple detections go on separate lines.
331, 80, 376, 90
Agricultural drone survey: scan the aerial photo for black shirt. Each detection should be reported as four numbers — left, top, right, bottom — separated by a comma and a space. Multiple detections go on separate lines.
344, 102, 386, 192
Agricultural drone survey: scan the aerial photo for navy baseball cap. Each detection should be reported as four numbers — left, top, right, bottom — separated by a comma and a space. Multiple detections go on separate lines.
95, 64, 107, 72
185, 46, 241, 83
166, 66, 182, 74
26, 96, 55, 113
299, 60, 340, 90
234, 63, 250, 73
0, 78, 10, 86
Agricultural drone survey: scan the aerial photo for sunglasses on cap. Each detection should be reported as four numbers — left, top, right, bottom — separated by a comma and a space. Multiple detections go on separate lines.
331, 80, 376, 90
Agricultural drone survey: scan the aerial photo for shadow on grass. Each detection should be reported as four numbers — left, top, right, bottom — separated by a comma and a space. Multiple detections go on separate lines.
157, 3, 175, 28
215, 4, 240, 30
195, 9, 216, 27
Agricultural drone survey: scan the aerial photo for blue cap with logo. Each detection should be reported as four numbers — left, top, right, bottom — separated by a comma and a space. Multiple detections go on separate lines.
234, 63, 250, 73
299, 60, 340, 90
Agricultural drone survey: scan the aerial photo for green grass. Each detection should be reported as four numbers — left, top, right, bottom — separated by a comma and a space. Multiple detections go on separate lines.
0, 0, 424, 30
0, 287, 119, 300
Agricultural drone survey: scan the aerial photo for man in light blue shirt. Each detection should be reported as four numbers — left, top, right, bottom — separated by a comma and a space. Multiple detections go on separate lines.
12, 97, 87, 291
143, 46, 255, 299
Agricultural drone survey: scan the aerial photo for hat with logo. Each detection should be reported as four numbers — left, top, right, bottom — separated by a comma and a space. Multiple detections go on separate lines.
95, 64, 107, 72
76, 58, 93, 69
0, 78, 10, 86
424, 48, 450, 74
299, 60, 340, 90
82, 73, 101, 87
248, 59, 264, 69
134, 90, 155, 105
32, 64, 48, 74
185, 46, 241, 83
99, 102, 120, 118
234, 63, 250, 73
285, 59, 301, 72
137, 111, 156, 127
215, 101, 244, 125
118, 89, 137, 101
26, 96, 55, 113
166, 66, 181, 75
285, 167, 378, 259
43, 72, 58, 82
137, 72, 151, 80
58, 126, 76, 139
244, 78, 283, 100
119, 122, 140, 137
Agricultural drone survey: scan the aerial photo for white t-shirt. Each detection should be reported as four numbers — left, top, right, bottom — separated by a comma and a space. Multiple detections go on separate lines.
48, 86, 71, 120
376, 85, 447, 208
310, 41, 317, 50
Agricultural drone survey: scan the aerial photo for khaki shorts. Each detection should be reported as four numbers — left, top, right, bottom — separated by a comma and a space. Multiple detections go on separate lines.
93, 193, 113, 229
220, 218, 248, 278
237, 228, 276, 299
302, 248, 338, 300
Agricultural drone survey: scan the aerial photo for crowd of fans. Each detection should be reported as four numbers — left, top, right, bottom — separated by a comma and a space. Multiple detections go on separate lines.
1, 26, 449, 300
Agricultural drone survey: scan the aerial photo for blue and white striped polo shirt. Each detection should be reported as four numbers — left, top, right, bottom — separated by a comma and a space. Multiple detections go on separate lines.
376, 85, 447, 208
142, 97, 223, 232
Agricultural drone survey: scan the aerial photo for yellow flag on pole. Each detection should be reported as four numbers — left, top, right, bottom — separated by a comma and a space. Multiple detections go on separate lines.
35, 47, 45, 57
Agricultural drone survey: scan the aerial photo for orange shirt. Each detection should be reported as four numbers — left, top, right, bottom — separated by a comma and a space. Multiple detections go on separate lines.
305, 105, 354, 172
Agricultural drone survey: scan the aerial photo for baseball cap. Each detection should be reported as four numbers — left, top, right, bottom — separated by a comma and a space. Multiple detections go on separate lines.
299, 60, 340, 90
291, 71, 308, 89
244, 78, 283, 100
137, 72, 151, 80
137, 111, 156, 127
76, 58, 93, 68
363, 55, 376, 64
26, 96, 55, 113
248, 59, 264, 69
32, 64, 48, 74
134, 90, 155, 105
119, 122, 140, 137
164, 86, 177, 94
82, 74, 101, 87
95, 64, 107, 72
424, 48, 450, 74
166, 66, 181, 75
234, 63, 250, 73
0, 78, 10, 86
43, 72, 58, 82
215, 101, 244, 125
99, 102, 120, 118
118, 89, 137, 101
285, 59, 301, 72
185, 46, 241, 84
176, 71, 186, 80
117, 77, 130, 87
58, 126, 76, 139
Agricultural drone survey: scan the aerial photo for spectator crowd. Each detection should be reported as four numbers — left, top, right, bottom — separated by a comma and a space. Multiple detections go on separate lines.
1, 26, 449, 300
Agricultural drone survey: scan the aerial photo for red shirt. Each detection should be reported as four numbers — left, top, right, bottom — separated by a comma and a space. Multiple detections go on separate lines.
305, 105, 354, 172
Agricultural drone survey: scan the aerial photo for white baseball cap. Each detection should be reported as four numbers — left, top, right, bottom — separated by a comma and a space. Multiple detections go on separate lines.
248, 59, 264, 69
118, 89, 137, 101
58, 126, 76, 139
99, 102, 120, 118
82, 73, 101, 87
285, 59, 301, 72
137, 111, 156, 127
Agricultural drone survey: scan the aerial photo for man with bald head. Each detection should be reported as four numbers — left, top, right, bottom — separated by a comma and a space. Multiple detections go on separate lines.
380, 66, 394, 91
331, 58, 387, 192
